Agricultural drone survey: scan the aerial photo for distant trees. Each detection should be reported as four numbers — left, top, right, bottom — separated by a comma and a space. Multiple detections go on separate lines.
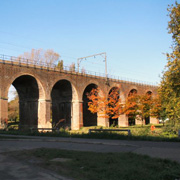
19, 48, 61, 66
8, 93, 19, 122
69, 63, 76, 72
57, 60, 64, 70
18, 49, 86, 73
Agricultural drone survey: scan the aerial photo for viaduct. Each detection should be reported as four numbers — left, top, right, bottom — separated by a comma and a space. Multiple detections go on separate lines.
0, 55, 158, 130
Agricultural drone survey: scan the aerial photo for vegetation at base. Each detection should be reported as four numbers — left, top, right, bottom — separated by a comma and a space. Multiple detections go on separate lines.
0, 136, 26, 139
0, 124, 179, 142
12, 148, 180, 180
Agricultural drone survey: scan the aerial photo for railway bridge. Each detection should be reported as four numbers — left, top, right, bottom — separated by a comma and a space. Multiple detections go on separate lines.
0, 55, 158, 130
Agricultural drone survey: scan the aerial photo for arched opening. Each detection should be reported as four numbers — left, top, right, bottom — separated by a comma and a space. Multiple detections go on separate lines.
51, 80, 72, 129
8, 85, 19, 129
108, 87, 120, 127
11, 75, 39, 129
128, 89, 137, 126
145, 91, 152, 125
83, 84, 97, 126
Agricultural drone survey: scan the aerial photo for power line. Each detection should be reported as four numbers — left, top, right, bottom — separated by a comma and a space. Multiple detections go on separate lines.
0, 41, 32, 50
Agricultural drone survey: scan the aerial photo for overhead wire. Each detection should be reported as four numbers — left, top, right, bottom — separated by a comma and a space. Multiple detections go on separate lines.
0, 31, 157, 82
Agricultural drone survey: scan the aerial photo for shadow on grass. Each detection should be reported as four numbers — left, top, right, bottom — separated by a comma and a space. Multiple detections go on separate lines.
0, 129, 179, 142
10, 148, 180, 180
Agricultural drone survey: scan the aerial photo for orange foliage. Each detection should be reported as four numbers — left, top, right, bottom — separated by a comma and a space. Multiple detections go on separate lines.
87, 88, 154, 124
124, 93, 139, 118
151, 95, 163, 119
124, 92, 153, 125
87, 87, 123, 119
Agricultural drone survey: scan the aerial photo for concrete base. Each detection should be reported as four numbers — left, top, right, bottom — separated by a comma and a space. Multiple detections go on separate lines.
97, 116, 109, 127
38, 99, 51, 129
135, 117, 145, 126
71, 101, 83, 130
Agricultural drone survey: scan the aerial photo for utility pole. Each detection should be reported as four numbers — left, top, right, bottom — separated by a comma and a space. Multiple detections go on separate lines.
77, 52, 108, 79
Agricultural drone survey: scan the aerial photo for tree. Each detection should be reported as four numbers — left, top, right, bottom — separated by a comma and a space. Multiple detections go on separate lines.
8, 93, 19, 122
57, 60, 64, 70
168, 1, 180, 48
124, 93, 153, 126
87, 88, 154, 126
159, 2, 180, 130
69, 63, 76, 72
19, 48, 60, 66
151, 95, 166, 126
87, 87, 123, 119
124, 92, 139, 123
81, 67, 86, 74
107, 87, 123, 119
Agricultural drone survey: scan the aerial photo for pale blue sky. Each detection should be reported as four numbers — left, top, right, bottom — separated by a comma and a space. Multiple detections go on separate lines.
0, 0, 178, 85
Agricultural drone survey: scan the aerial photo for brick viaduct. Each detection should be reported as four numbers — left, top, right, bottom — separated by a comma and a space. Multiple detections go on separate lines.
0, 56, 158, 130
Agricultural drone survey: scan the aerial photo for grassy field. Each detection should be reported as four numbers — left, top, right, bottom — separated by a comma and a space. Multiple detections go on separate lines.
10, 148, 180, 180
1, 123, 179, 142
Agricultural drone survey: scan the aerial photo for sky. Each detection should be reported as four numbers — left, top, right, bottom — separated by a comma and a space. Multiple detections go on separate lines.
0, 0, 179, 88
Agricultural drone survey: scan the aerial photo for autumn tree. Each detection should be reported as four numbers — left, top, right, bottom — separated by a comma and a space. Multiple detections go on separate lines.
107, 87, 123, 119
151, 95, 166, 126
87, 87, 123, 119
19, 48, 61, 66
87, 88, 106, 115
159, 2, 180, 130
87, 87, 154, 126
124, 93, 153, 126
124, 92, 139, 125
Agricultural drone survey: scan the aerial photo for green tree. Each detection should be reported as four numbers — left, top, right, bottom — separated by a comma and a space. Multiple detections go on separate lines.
57, 60, 64, 70
159, 2, 180, 130
8, 93, 19, 122
151, 95, 167, 126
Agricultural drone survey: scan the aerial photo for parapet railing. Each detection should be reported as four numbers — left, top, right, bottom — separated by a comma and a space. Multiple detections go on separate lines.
0, 54, 158, 87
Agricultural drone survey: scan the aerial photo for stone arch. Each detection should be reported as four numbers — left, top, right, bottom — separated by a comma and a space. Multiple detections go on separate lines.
127, 88, 138, 126
49, 75, 79, 100
80, 79, 104, 100
143, 88, 155, 97
127, 86, 138, 95
144, 90, 153, 125
5, 73, 45, 100
128, 89, 138, 96
82, 83, 99, 127
51, 79, 78, 129
146, 90, 153, 95
6, 74, 46, 129
5, 73, 48, 129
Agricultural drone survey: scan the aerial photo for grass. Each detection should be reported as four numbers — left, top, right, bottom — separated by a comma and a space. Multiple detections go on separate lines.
0, 136, 24, 139
1, 124, 179, 142
11, 148, 180, 180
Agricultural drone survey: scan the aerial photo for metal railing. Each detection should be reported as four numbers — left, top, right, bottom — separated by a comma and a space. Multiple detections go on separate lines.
0, 54, 158, 87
